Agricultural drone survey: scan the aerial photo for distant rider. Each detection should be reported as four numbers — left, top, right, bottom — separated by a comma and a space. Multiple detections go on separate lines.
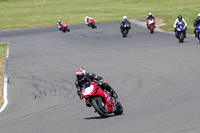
120, 16, 131, 31
75, 68, 118, 105
57, 20, 63, 30
146, 12, 156, 29
193, 13, 200, 37
85, 16, 94, 26
173, 15, 187, 38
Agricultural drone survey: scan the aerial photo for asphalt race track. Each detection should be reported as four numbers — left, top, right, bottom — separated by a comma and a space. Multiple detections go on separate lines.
1, 22, 200, 133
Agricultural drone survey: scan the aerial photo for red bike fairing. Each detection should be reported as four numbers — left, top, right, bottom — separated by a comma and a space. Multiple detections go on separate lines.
81, 82, 115, 113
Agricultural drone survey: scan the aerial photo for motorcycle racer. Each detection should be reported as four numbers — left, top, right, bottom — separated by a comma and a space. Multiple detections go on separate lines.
75, 68, 118, 100
57, 20, 63, 30
85, 16, 94, 26
173, 15, 187, 38
120, 16, 131, 31
193, 13, 200, 37
146, 12, 156, 29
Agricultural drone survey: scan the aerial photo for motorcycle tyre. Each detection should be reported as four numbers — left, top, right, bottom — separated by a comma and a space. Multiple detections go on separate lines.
150, 25, 154, 33
179, 33, 184, 43
91, 97, 109, 118
122, 29, 128, 38
114, 101, 123, 115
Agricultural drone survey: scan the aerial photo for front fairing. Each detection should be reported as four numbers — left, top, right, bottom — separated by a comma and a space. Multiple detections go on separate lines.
197, 24, 200, 32
148, 18, 155, 25
176, 24, 185, 32
81, 82, 115, 113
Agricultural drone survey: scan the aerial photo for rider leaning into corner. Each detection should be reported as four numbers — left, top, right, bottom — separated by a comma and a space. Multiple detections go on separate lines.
193, 13, 200, 37
173, 15, 187, 38
84, 16, 94, 26
75, 68, 118, 106
57, 20, 63, 30
146, 12, 156, 29
120, 16, 131, 31
57, 20, 68, 30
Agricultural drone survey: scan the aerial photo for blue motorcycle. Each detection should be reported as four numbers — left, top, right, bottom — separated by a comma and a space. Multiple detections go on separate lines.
195, 24, 200, 43
176, 24, 186, 43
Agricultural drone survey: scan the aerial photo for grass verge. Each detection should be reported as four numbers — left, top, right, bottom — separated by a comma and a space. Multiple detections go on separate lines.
0, 0, 199, 34
0, 42, 7, 108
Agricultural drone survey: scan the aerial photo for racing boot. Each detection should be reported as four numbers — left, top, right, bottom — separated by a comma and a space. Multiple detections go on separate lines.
194, 29, 197, 37
111, 89, 118, 99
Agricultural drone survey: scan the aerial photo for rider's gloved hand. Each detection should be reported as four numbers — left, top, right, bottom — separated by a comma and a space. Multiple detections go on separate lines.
79, 96, 83, 100
98, 79, 104, 85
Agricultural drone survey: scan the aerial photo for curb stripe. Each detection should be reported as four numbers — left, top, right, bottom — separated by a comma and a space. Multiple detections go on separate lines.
0, 46, 9, 113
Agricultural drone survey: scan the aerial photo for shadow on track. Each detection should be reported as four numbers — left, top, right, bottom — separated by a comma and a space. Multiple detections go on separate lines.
84, 114, 123, 120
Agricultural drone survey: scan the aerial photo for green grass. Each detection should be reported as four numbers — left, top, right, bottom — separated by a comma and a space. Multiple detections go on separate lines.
0, 42, 7, 108
0, 0, 199, 33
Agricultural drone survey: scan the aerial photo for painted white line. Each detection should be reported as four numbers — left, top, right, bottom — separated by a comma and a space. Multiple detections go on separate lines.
0, 46, 9, 113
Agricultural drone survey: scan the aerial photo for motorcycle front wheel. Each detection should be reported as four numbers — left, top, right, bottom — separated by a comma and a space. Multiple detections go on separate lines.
122, 29, 128, 37
150, 25, 154, 33
91, 97, 109, 118
179, 32, 184, 43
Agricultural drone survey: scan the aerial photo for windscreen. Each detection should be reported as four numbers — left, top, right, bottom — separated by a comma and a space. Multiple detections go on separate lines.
83, 82, 91, 90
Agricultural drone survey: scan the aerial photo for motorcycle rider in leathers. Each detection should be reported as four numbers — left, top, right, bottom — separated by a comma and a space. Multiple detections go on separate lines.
146, 12, 156, 29
193, 13, 200, 37
173, 15, 187, 38
120, 16, 131, 32
57, 20, 64, 31
84, 16, 94, 26
75, 68, 118, 106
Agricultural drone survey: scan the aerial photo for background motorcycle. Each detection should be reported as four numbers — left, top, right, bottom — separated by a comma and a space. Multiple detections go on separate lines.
176, 24, 186, 43
121, 22, 131, 37
195, 24, 200, 43
88, 19, 97, 29
61, 23, 70, 33
147, 18, 155, 33
81, 82, 123, 118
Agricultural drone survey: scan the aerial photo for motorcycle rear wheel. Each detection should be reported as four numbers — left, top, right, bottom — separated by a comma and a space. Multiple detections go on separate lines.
91, 97, 109, 118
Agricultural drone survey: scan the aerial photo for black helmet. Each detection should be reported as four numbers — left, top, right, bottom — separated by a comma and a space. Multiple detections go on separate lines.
178, 15, 182, 22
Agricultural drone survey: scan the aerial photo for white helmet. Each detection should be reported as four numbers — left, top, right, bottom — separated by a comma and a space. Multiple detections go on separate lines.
148, 12, 152, 16
123, 16, 127, 20
85, 16, 89, 19
58, 20, 61, 23
198, 13, 200, 17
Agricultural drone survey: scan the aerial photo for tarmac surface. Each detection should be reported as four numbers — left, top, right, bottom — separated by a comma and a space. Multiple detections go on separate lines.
0, 22, 200, 133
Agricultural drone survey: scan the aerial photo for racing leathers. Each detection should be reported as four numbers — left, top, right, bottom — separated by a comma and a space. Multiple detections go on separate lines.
85, 16, 93, 26
173, 18, 187, 38
120, 19, 131, 31
146, 15, 155, 28
194, 17, 200, 36
57, 21, 64, 30
75, 73, 118, 100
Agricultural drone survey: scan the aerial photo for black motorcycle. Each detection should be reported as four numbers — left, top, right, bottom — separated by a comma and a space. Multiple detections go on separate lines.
121, 22, 131, 37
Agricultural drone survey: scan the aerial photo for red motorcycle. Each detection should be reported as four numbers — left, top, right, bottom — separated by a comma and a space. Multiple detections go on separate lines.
147, 18, 155, 33
88, 19, 97, 29
61, 23, 70, 33
81, 81, 123, 118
